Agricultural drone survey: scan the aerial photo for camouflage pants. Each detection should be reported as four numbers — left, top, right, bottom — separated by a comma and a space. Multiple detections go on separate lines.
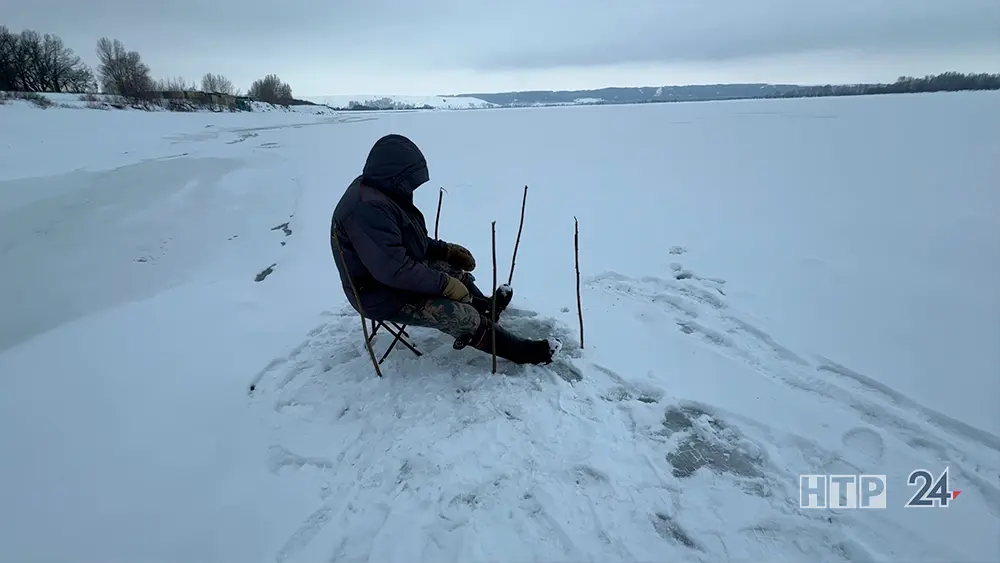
386, 260, 484, 340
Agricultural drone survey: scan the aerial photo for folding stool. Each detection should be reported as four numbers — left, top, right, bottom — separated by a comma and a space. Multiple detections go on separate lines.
367, 319, 423, 364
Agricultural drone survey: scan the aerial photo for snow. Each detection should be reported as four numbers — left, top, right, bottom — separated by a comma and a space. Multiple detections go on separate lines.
1, 90, 339, 115
1, 90, 998, 563
304, 94, 496, 110
246, 101, 335, 114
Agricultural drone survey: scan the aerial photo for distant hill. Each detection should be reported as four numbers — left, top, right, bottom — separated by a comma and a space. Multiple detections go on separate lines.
451, 84, 802, 107
307, 73, 1000, 113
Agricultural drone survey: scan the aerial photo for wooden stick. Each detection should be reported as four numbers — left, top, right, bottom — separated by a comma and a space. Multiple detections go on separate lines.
434, 187, 444, 238
332, 224, 383, 377
574, 217, 584, 349
491, 220, 498, 374
507, 185, 528, 286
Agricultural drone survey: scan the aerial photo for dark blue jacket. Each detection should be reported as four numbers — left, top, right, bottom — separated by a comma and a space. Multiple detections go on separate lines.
330, 134, 450, 319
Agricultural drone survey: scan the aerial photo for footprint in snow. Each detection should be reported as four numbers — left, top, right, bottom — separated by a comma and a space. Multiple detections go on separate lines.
651, 512, 700, 550
840, 426, 886, 467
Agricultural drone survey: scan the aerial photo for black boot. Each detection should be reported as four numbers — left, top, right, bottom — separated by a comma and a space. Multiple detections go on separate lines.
467, 278, 513, 320
455, 315, 558, 365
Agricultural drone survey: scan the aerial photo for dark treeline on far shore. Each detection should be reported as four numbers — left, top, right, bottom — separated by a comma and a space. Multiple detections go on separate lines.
766, 72, 1000, 100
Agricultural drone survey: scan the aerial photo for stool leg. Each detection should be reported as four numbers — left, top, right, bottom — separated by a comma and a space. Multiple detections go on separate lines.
378, 323, 406, 364
377, 323, 423, 363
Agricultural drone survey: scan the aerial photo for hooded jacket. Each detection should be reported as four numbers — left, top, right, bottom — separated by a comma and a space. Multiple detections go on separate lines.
330, 134, 450, 319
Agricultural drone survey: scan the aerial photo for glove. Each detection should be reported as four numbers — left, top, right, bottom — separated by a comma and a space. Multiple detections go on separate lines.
443, 275, 472, 303
446, 243, 476, 271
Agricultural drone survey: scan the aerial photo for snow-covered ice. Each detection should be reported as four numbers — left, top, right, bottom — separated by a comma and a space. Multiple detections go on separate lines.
1, 91, 998, 563
304, 94, 496, 110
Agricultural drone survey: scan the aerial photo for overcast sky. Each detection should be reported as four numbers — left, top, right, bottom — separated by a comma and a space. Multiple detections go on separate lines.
6, 0, 999, 97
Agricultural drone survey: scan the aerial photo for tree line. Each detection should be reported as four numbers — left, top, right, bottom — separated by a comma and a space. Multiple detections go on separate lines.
768, 72, 1000, 99
1, 25, 296, 105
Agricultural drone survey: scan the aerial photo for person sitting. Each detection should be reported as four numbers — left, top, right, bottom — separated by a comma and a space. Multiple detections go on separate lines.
330, 133, 560, 365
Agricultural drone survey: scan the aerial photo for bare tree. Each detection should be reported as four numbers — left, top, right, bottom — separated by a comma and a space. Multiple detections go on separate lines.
12, 30, 42, 91
201, 72, 238, 95
0, 26, 17, 90
0, 27, 95, 93
248, 73, 293, 104
44, 33, 96, 92
154, 76, 195, 92
95, 37, 153, 100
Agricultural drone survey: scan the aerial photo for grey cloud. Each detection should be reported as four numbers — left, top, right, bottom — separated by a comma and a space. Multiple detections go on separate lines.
5, 1, 440, 50
4, 0, 456, 87
4, 0, 997, 89
466, 0, 1000, 70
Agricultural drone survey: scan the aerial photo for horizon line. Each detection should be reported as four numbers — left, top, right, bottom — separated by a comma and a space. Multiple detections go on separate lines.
300, 69, 998, 99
